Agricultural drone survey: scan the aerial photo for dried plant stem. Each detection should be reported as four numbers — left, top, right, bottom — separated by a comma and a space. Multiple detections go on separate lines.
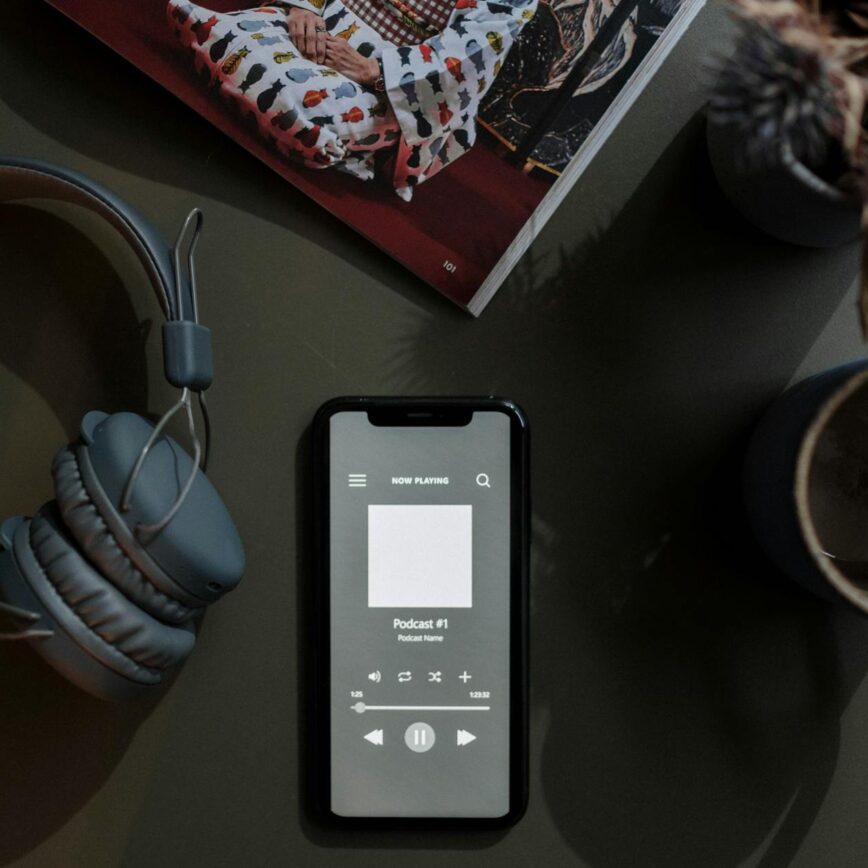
861, 220, 868, 337
840, 71, 867, 151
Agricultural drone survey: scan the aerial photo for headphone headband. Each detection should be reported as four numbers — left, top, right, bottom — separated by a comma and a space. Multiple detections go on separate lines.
0, 158, 245, 700
0, 155, 212, 391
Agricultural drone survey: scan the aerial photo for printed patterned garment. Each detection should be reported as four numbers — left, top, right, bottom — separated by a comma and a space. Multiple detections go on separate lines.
167, 0, 537, 199
378, 0, 538, 194
168, 2, 400, 186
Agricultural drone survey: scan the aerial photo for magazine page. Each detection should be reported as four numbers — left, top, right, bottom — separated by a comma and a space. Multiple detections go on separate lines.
44, 0, 701, 313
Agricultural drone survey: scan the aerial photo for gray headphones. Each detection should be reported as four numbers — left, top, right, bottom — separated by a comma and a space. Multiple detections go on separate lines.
0, 156, 245, 701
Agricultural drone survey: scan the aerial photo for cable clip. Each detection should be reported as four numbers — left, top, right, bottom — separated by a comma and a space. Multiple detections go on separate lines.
121, 209, 214, 541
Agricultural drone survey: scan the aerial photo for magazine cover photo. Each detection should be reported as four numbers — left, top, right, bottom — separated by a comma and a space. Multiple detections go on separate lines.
45, 0, 695, 310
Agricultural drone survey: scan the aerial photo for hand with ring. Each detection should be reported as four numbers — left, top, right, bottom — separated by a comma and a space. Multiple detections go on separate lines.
287, 8, 328, 63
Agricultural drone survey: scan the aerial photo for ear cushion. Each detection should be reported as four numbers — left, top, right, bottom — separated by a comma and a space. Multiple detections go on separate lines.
53, 445, 202, 625
2, 529, 163, 699
24, 503, 196, 677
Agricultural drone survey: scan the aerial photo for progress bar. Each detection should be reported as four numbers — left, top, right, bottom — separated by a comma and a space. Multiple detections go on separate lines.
351, 702, 490, 714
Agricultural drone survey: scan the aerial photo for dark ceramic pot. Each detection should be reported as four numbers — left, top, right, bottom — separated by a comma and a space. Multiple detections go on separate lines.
744, 360, 868, 612
707, 115, 863, 248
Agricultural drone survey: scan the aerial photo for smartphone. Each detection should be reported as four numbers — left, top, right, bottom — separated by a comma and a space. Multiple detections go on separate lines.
312, 397, 529, 827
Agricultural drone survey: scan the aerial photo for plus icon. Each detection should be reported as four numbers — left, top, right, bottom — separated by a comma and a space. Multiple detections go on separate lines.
459, 671, 472, 683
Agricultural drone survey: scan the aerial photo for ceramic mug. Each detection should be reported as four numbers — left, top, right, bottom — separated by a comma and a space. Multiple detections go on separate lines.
744, 359, 868, 611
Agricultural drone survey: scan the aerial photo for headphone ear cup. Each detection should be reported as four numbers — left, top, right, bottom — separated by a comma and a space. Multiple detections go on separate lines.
53, 445, 202, 625
73, 411, 245, 604
20, 503, 196, 683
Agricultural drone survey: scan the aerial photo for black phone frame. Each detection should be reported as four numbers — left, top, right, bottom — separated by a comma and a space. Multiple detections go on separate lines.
312, 396, 530, 830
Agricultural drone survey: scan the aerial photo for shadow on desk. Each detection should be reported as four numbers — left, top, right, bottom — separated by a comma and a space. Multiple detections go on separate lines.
380, 112, 867, 866
0, 648, 161, 867
0, 208, 163, 866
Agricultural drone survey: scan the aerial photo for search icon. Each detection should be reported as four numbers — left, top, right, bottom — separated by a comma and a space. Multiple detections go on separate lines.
476, 473, 491, 488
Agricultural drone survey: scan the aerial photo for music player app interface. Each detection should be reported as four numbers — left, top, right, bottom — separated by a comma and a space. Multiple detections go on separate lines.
328, 411, 511, 818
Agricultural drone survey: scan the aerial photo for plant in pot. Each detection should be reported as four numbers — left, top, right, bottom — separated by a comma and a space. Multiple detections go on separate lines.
707, 0, 868, 326
711, 2, 868, 612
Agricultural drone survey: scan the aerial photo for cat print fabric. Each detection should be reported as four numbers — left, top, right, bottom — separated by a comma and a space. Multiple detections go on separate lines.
167, 0, 537, 199
379, 0, 537, 194
168, 2, 400, 187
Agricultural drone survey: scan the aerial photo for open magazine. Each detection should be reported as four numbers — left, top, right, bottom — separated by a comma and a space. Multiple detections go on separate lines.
45, 0, 704, 314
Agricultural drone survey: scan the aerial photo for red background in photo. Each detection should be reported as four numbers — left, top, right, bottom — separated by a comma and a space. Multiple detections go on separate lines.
45, 0, 550, 308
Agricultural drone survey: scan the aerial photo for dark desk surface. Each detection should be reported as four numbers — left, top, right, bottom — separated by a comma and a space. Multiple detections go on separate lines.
2, 2, 867, 866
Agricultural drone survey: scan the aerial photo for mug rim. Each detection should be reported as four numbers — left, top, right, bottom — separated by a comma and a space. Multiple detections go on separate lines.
795, 366, 868, 612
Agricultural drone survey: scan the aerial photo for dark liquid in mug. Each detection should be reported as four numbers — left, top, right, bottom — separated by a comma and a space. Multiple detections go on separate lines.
809, 380, 868, 588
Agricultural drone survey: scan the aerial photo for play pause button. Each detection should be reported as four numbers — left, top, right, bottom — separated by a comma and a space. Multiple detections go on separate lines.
364, 729, 383, 746
404, 722, 435, 752
456, 729, 477, 747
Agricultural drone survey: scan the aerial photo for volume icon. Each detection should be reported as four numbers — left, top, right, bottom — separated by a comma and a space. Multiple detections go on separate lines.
368, 670, 381, 683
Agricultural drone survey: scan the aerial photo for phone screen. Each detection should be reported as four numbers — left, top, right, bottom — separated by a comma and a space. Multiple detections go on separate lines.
325, 407, 515, 819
